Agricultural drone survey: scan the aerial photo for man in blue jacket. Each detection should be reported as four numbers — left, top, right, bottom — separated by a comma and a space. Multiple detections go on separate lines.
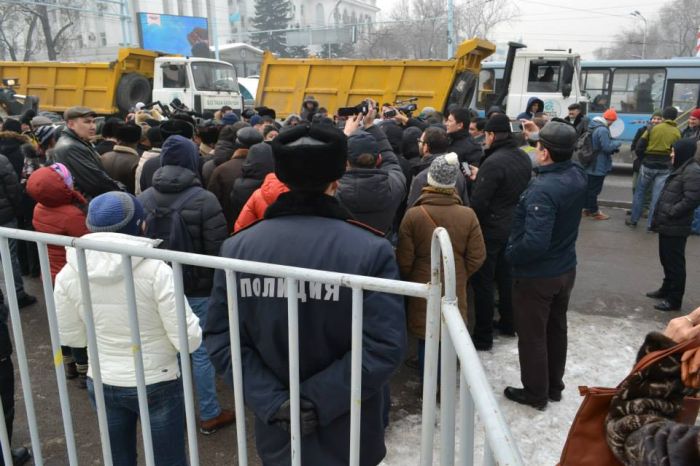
583, 108, 621, 220
504, 120, 587, 410
204, 124, 406, 465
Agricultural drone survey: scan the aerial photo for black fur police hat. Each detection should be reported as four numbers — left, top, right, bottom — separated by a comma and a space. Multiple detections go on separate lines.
272, 124, 347, 189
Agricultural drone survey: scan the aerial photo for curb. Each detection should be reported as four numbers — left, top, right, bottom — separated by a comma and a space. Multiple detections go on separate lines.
599, 199, 631, 209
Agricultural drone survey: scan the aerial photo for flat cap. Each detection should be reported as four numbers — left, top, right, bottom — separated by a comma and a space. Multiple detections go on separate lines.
63, 106, 96, 120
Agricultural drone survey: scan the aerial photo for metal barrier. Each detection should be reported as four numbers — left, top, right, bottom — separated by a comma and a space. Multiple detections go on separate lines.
0, 226, 523, 466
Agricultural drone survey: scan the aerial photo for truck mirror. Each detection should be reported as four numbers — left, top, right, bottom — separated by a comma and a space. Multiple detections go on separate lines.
562, 83, 572, 99
561, 59, 575, 98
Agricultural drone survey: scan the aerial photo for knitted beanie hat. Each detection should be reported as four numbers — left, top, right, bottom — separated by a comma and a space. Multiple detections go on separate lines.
50, 163, 74, 189
86, 192, 145, 236
603, 108, 618, 122
427, 152, 460, 189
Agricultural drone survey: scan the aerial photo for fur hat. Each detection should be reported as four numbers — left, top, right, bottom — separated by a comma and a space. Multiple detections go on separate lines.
160, 119, 194, 141
427, 152, 460, 188
272, 124, 347, 189
86, 192, 145, 236
1, 119, 21, 133
116, 123, 142, 144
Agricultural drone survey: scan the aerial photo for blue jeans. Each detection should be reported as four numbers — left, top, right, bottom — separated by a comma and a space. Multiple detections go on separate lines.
0, 218, 26, 297
87, 378, 187, 466
692, 207, 700, 235
631, 165, 670, 228
186, 296, 221, 421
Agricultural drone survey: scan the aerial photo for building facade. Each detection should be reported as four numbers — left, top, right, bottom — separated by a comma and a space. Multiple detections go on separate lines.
63, 0, 378, 61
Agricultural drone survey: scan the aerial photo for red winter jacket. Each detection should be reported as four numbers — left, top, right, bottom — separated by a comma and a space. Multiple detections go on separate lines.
233, 173, 289, 232
26, 167, 89, 283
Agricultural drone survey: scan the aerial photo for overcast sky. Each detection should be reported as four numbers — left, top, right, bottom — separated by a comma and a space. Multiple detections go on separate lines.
377, 0, 665, 59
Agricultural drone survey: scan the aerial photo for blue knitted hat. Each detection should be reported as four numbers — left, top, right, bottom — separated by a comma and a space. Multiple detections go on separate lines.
86, 192, 145, 236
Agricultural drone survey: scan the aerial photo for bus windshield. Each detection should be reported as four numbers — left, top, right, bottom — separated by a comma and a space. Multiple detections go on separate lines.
191, 62, 239, 92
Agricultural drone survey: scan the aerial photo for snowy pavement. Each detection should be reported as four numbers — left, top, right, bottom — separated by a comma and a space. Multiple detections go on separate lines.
382, 310, 660, 465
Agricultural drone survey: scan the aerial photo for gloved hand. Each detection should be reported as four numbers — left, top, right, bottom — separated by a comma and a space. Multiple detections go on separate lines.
270, 398, 319, 436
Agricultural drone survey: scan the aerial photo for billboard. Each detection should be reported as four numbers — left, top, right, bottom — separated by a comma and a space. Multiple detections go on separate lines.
137, 12, 211, 58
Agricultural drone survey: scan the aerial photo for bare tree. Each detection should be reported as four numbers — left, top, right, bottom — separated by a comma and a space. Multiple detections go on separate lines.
0, 6, 41, 61
356, 0, 517, 60
594, 0, 700, 59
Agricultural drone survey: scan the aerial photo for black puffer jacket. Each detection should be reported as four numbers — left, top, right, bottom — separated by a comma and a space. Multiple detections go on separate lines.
0, 130, 31, 177
51, 128, 121, 199
138, 165, 228, 296
337, 126, 407, 234
471, 137, 532, 242
230, 143, 274, 223
448, 128, 483, 166
0, 288, 11, 358
202, 139, 237, 186
0, 153, 21, 224
651, 147, 700, 237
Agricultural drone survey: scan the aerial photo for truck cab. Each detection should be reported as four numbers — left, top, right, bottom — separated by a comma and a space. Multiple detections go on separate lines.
474, 45, 585, 119
152, 56, 243, 115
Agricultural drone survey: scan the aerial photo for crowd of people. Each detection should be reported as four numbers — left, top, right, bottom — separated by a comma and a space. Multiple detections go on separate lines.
0, 94, 699, 465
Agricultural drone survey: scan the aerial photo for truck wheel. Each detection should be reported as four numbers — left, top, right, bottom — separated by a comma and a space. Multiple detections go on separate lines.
116, 74, 151, 114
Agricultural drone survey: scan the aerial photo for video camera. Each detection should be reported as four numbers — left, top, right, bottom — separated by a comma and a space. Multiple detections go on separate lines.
383, 97, 418, 118
337, 99, 373, 118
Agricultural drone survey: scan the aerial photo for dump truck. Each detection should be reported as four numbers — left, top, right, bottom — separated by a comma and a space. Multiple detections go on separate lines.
256, 40, 586, 120
0, 48, 243, 117
256, 39, 496, 119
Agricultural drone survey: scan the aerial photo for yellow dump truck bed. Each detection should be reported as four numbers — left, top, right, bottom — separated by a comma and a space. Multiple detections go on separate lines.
0, 48, 159, 115
256, 39, 495, 119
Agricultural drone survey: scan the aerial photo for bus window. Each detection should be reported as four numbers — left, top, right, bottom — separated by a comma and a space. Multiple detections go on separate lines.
581, 69, 610, 110
610, 68, 665, 113
667, 82, 700, 114
477, 69, 496, 109
527, 61, 562, 93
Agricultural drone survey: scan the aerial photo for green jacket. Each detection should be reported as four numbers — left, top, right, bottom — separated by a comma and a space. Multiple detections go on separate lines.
641, 120, 681, 167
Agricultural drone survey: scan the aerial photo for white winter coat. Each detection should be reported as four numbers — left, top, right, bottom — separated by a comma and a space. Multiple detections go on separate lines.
54, 232, 202, 387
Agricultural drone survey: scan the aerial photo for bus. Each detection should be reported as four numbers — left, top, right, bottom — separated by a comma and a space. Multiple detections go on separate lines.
476, 58, 700, 143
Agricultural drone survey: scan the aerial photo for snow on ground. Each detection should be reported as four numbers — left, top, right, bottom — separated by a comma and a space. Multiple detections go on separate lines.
381, 311, 660, 465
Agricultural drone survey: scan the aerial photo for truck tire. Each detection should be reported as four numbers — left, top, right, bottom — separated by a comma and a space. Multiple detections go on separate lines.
116, 73, 151, 114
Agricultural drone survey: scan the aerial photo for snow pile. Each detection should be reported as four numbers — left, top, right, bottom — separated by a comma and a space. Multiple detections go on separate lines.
382, 311, 658, 465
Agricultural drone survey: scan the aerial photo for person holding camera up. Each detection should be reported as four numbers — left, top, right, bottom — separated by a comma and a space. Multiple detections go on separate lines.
583, 108, 622, 221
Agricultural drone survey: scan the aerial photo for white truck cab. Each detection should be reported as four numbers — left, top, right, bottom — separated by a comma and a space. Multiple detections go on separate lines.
152, 56, 243, 115
506, 50, 583, 118
474, 43, 586, 119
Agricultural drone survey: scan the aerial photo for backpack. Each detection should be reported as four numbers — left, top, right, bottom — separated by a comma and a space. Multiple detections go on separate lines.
573, 129, 595, 167
142, 186, 203, 288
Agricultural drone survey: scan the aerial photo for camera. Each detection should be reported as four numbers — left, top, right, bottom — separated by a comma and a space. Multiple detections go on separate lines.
337, 99, 372, 117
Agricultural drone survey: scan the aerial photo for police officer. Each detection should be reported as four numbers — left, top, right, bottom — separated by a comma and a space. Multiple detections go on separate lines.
204, 124, 406, 465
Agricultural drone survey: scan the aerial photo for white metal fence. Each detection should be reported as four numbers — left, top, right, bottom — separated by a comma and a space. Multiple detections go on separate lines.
0, 225, 523, 466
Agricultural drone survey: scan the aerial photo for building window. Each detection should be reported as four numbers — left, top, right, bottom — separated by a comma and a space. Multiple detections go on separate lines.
100, 32, 107, 47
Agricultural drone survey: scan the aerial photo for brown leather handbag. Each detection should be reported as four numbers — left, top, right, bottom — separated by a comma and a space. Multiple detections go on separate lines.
558, 337, 700, 466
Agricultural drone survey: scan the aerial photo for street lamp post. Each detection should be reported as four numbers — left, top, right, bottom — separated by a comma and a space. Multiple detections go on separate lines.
447, 0, 454, 58
630, 10, 648, 59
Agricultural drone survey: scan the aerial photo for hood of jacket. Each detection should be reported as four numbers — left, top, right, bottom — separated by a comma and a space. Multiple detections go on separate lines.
152, 164, 201, 193
160, 135, 199, 174
337, 168, 394, 213
415, 189, 462, 207
241, 143, 274, 180
65, 232, 159, 283
524, 97, 544, 114
26, 166, 86, 207
260, 173, 289, 204
673, 137, 697, 169
212, 139, 237, 165
589, 116, 608, 130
